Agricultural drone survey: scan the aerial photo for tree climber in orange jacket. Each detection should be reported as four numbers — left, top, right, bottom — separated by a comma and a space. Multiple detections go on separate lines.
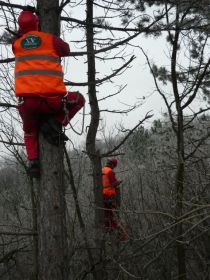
12, 10, 85, 178
102, 157, 122, 229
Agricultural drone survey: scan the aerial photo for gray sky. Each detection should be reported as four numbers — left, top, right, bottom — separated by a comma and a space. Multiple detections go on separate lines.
61, 1, 168, 147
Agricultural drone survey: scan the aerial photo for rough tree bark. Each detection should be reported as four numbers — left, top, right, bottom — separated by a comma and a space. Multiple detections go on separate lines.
30, 179, 38, 280
35, 0, 68, 279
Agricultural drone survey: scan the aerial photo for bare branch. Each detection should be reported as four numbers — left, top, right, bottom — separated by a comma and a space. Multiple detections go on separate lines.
101, 112, 153, 157
140, 47, 177, 134
0, 102, 17, 108
0, 140, 24, 146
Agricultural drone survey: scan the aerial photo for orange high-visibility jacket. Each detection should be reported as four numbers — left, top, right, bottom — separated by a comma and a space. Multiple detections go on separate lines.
102, 166, 116, 195
13, 31, 67, 96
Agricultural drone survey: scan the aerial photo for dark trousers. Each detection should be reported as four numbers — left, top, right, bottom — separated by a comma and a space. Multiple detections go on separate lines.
103, 194, 118, 229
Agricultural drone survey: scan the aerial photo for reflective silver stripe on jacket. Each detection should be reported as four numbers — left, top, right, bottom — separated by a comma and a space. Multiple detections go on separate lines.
15, 69, 63, 77
15, 54, 60, 63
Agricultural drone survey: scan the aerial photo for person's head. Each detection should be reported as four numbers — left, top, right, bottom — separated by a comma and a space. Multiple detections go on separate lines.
106, 157, 118, 169
18, 11, 39, 34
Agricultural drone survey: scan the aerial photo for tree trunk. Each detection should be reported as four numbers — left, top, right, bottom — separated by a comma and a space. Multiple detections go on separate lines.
36, 1, 68, 279
86, 0, 103, 240
171, 5, 186, 278
175, 159, 186, 280
37, 135, 67, 280
85, 0, 105, 277
30, 179, 38, 280
37, 0, 60, 35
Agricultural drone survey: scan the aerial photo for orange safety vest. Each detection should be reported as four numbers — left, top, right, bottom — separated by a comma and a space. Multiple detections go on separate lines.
13, 31, 67, 96
102, 166, 116, 195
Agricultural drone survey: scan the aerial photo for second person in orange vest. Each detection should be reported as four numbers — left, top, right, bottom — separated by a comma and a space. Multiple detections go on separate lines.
102, 157, 122, 229
12, 10, 85, 178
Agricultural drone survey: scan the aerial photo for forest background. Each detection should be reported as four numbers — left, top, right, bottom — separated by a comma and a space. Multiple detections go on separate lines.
0, 0, 210, 280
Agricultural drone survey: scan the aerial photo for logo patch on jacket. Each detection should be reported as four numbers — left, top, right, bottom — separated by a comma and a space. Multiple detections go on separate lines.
21, 35, 42, 49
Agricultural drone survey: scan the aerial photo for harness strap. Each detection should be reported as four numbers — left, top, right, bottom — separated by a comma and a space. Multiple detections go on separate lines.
62, 92, 80, 124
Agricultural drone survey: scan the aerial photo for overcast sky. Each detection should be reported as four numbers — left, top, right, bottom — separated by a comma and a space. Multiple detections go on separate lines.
61, 1, 168, 147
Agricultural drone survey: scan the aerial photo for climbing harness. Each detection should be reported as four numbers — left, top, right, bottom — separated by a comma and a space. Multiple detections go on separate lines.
62, 91, 80, 125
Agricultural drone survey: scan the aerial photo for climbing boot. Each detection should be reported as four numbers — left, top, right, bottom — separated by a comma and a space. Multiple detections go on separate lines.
28, 158, 40, 178
40, 118, 68, 146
